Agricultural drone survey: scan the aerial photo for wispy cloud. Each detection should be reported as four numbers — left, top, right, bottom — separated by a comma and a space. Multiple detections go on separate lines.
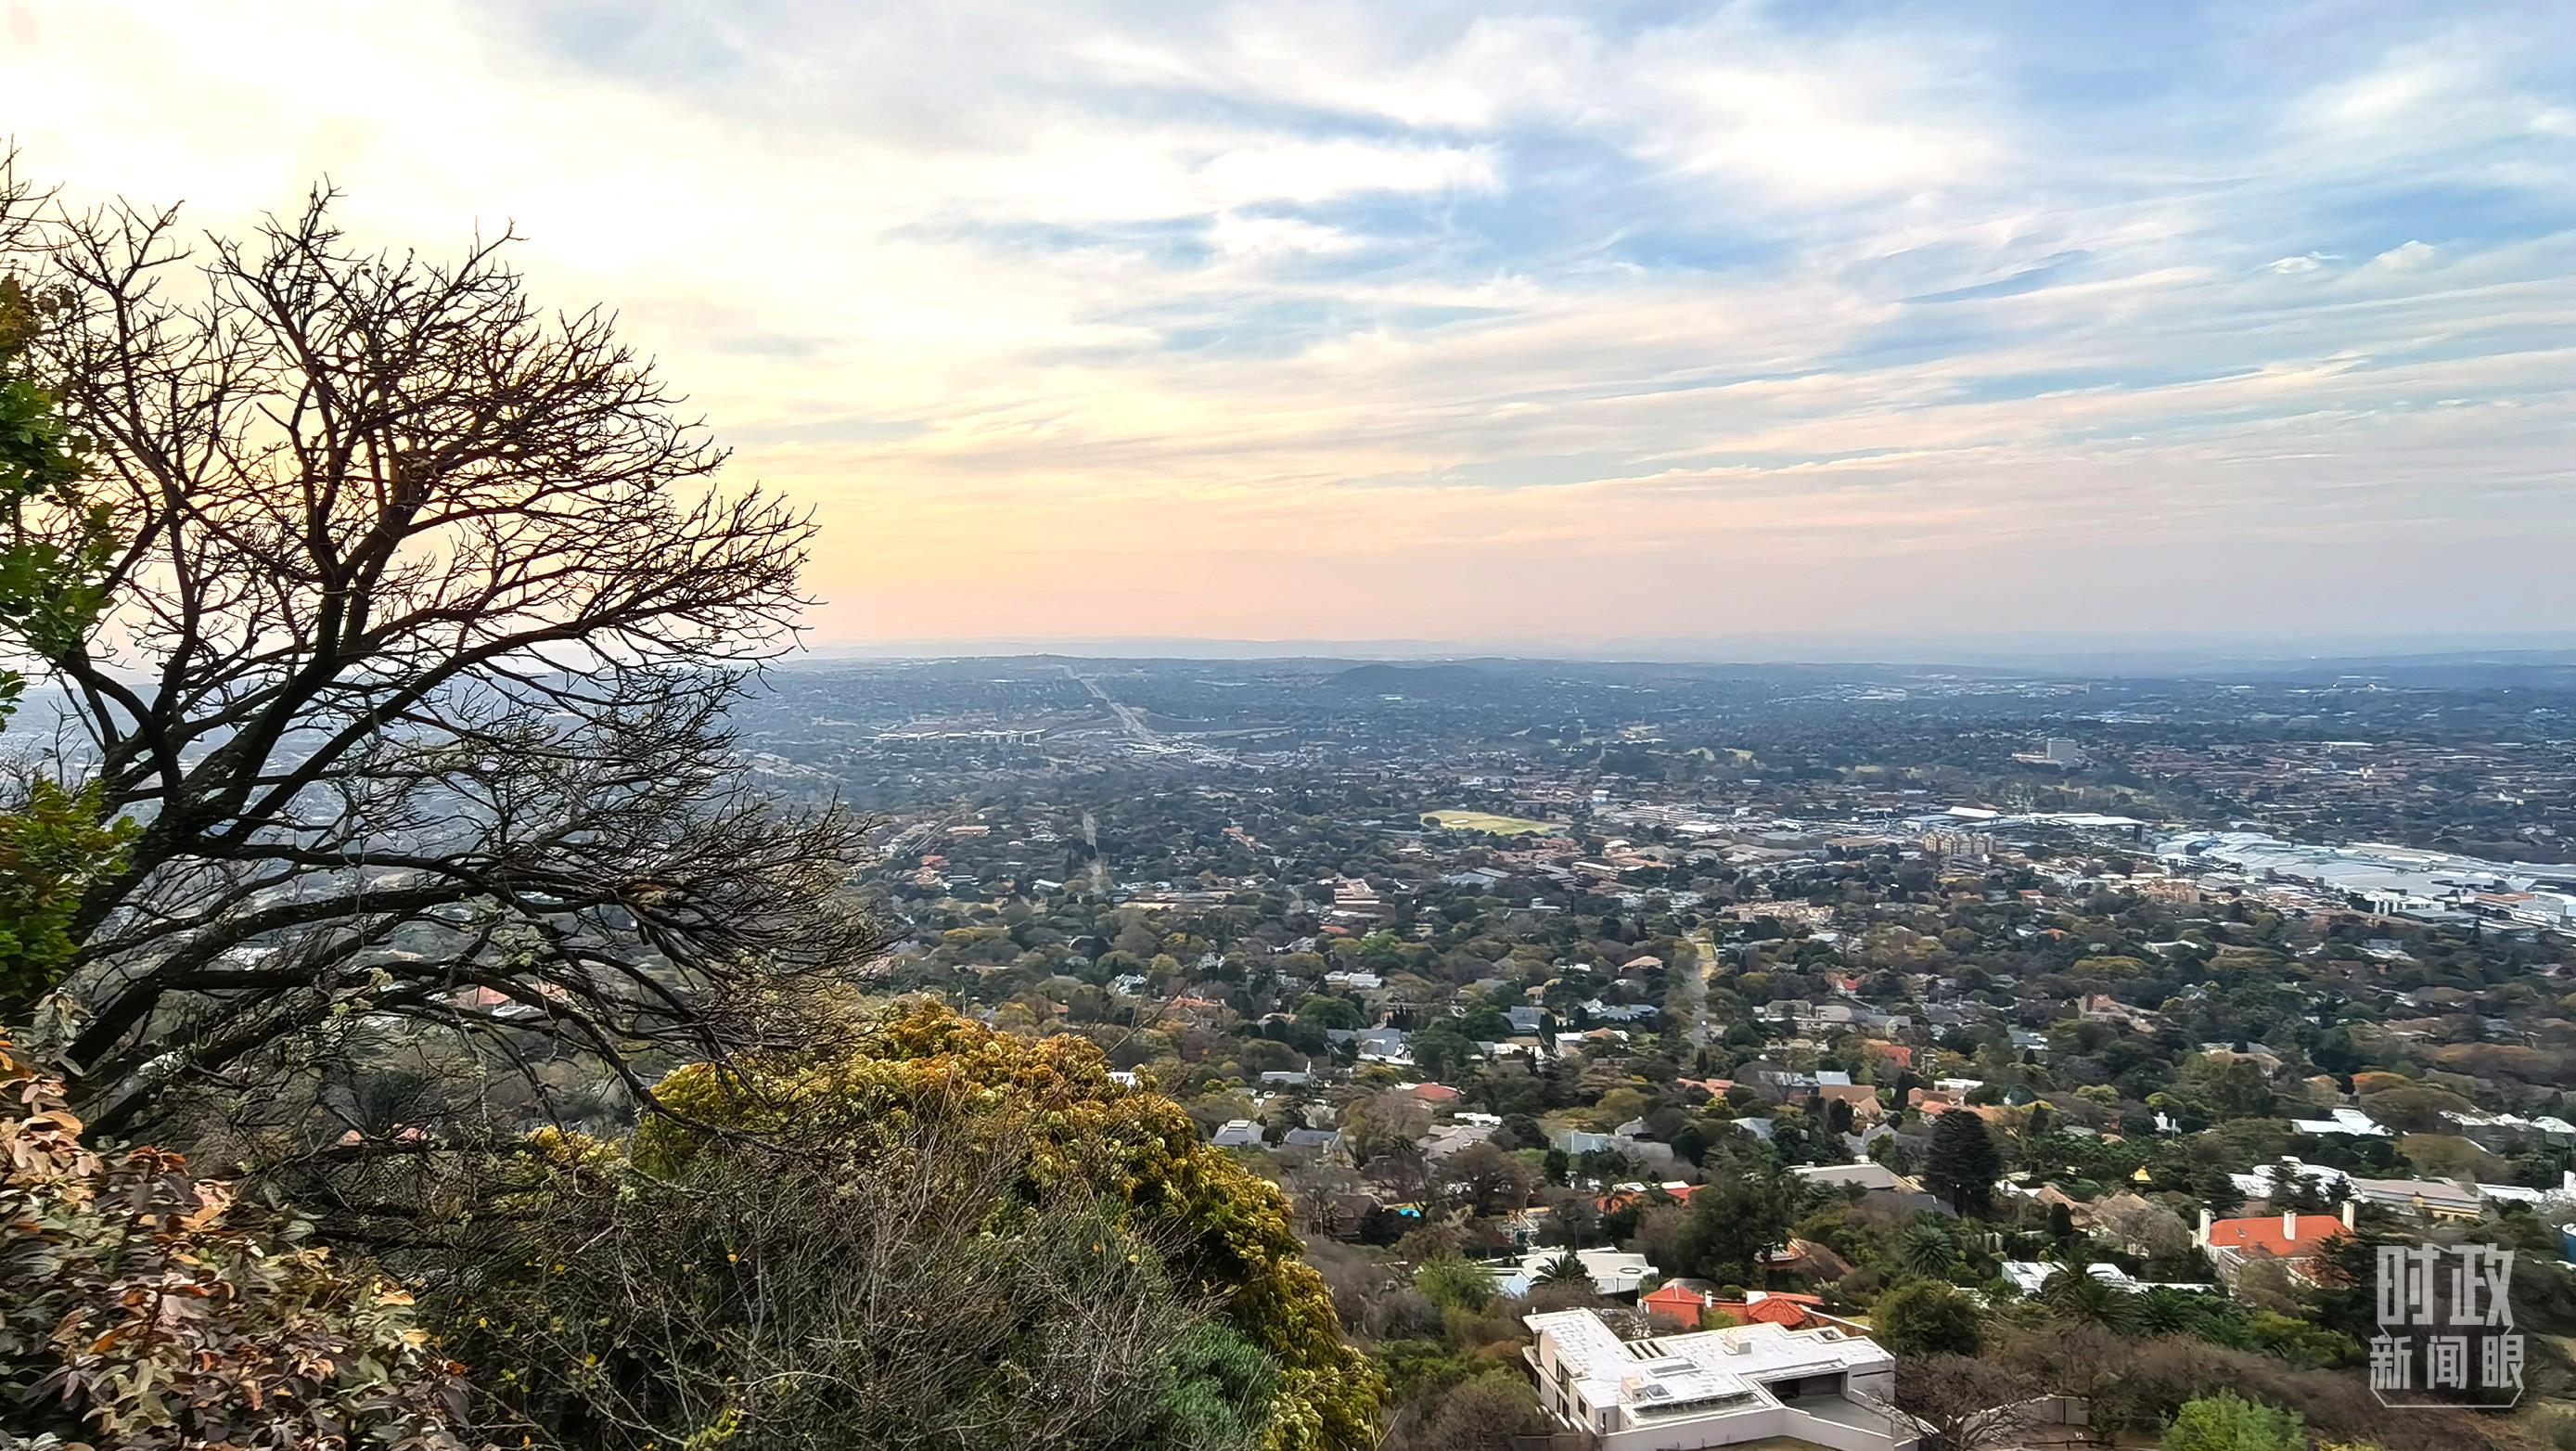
4, 0, 2571, 646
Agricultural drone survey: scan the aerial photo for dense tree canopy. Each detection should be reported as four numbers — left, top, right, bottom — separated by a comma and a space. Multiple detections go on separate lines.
445, 1001, 1382, 1451
1924, 1110, 2006, 1215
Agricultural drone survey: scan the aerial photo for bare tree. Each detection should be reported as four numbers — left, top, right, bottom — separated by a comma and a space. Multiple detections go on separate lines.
5, 182, 878, 1146
1887, 1355, 2044, 1451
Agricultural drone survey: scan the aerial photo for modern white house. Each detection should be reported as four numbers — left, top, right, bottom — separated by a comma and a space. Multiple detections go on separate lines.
1524, 1309, 1916, 1451
1999, 1261, 2218, 1297
1507, 1247, 1658, 1299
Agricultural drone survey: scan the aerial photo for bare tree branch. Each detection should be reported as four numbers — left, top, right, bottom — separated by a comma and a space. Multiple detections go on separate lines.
4, 182, 882, 1155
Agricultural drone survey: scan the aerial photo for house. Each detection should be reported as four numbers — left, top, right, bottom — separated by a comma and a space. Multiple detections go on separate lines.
1792, 1162, 1942, 1215
2289, 1107, 2389, 1138
1858, 1041, 1914, 1071
1280, 1128, 1346, 1160
1404, 1082, 1464, 1108
1506, 1006, 1549, 1034
2198, 1205, 2353, 1287
2200, 1042, 2285, 1073
2473, 1170, 2576, 1211
1524, 1309, 1915, 1450
1814, 1083, 1885, 1124
2078, 993, 2159, 1029
2233, 1157, 2485, 1222
1351, 1027, 1412, 1063
1424, 1123, 1497, 1162
2347, 1175, 2484, 1221
1519, 1247, 1658, 1297
1209, 1120, 1264, 1149
1598, 1181, 1698, 1214
1643, 1282, 1818, 1332
2001, 1262, 2216, 1296
1641, 1279, 1724, 1331
2445, 1110, 2576, 1148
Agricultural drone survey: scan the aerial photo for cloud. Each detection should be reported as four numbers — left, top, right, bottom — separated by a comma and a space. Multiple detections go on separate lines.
3, 0, 2572, 645
2368, 239, 2439, 270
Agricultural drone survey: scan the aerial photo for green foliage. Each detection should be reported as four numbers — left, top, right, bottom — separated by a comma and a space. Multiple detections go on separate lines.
2242, 1310, 2361, 1369
0, 274, 116, 692
1672, 1168, 1806, 1284
1924, 1111, 2005, 1214
0, 778, 132, 1021
0, 1039, 469, 1447
1158, 1322, 1285, 1451
1367, 1340, 1486, 1402
457, 1124, 1280, 1451
1873, 1278, 1985, 1357
0, 231, 127, 1026
1414, 1255, 1499, 1313
1902, 1220, 1960, 1278
2041, 1268, 2140, 1333
2160, 1392, 2304, 1451
1532, 1250, 1588, 1287
632, 1002, 1384, 1451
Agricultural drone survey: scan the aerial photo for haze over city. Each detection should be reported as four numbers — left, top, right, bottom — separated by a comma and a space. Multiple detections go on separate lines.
7, 0, 2573, 650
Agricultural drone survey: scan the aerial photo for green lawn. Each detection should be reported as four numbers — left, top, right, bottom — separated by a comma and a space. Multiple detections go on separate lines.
1422, 810, 1557, 836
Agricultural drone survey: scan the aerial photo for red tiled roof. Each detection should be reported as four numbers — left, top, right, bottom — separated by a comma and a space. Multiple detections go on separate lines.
1407, 1083, 1463, 1103
1744, 1297, 1811, 1327
1596, 1182, 1699, 1213
2207, 1213, 2345, 1257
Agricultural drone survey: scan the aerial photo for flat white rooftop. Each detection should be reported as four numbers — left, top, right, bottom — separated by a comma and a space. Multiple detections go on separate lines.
1527, 1309, 1892, 1420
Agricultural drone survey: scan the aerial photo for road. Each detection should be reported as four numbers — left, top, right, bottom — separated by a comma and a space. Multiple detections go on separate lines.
1081, 809, 1108, 892
1063, 664, 1159, 745
1685, 928, 1719, 1050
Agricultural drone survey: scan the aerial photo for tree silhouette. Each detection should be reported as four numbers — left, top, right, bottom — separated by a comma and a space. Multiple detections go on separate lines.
1925, 1110, 2005, 1214
5, 181, 878, 1157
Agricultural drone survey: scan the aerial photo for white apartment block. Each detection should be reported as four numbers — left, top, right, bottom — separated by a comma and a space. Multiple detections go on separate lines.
1524, 1309, 1916, 1451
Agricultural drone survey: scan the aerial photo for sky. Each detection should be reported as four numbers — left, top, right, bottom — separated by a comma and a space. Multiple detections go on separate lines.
6, 0, 2575, 655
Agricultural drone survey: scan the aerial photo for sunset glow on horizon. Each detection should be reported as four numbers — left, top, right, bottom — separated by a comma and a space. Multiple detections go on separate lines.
8, 0, 2572, 650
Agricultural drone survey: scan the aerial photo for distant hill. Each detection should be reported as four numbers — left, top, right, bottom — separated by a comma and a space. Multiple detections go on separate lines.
1326, 661, 1500, 695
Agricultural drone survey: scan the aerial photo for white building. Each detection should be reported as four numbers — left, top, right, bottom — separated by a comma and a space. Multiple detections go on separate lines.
2288, 1107, 2389, 1138
2000, 1262, 2216, 1297
1524, 1309, 1915, 1451
1514, 1247, 1658, 1298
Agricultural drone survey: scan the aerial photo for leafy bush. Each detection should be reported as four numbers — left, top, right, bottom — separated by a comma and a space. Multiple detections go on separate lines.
1874, 1278, 1985, 1356
2161, 1392, 2303, 1451
0, 1040, 470, 1448
449, 1001, 1381, 1451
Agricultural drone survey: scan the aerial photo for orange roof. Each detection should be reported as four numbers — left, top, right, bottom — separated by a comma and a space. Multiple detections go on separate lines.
2207, 1213, 2345, 1257
1596, 1183, 1699, 1213
1407, 1083, 1464, 1104
1642, 1283, 1711, 1310
1744, 1297, 1811, 1327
